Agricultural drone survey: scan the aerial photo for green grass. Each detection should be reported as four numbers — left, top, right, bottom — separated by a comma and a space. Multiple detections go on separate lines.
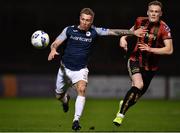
0, 98, 180, 132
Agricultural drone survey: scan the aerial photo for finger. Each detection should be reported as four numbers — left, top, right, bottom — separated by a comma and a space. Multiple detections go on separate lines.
138, 44, 143, 47
48, 57, 52, 61
56, 52, 60, 55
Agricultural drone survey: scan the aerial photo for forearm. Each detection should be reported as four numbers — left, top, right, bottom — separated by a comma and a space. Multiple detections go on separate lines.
50, 39, 63, 50
50, 42, 59, 50
149, 47, 173, 55
109, 29, 134, 36
150, 39, 173, 55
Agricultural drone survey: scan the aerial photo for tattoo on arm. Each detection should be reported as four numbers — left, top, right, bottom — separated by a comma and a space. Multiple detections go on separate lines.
111, 29, 134, 36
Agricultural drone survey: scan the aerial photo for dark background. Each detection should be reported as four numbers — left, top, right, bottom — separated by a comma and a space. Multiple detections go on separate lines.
0, 0, 179, 76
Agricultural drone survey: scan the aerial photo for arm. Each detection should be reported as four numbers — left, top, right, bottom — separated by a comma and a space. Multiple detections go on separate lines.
119, 36, 128, 51
48, 27, 68, 61
108, 29, 134, 36
48, 39, 64, 61
119, 26, 136, 51
109, 26, 146, 37
138, 39, 173, 55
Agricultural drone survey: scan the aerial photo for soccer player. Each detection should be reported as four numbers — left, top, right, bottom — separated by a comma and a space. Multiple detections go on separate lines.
48, 8, 146, 131
113, 1, 173, 126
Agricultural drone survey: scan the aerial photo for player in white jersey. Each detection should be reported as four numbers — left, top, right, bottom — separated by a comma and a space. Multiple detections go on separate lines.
48, 7, 147, 131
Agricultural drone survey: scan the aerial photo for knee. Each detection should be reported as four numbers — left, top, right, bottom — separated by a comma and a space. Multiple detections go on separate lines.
77, 85, 86, 96
55, 92, 65, 100
55, 85, 68, 100
133, 81, 144, 89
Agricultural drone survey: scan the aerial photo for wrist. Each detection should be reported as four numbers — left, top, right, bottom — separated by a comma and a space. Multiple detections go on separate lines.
149, 47, 153, 53
51, 47, 56, 51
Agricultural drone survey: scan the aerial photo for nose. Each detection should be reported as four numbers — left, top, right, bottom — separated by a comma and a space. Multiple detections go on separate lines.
82, 20, 86, 24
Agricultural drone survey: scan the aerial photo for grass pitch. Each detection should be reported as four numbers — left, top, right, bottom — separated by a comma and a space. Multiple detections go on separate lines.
0, 98, 180, 132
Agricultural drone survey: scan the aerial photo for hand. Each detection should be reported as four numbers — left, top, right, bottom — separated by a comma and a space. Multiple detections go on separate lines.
138, 43, 151, 52
134, 28, 148, 37
48, 49, 59, 61
119, 36, 128, 51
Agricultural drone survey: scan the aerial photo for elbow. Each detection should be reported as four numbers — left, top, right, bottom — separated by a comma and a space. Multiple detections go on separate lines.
167, 49, 173, 55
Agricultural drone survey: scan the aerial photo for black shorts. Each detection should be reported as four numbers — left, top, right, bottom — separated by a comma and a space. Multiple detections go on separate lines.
127, 59, 156, 93
127, 59, 140, 76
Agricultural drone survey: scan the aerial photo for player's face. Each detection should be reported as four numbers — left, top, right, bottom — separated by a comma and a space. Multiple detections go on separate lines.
147, 5, 162, 22
79, 13, 93, 31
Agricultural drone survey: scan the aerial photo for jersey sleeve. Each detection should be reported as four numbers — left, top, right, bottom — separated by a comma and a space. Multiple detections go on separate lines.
56, 27, 68, 41
94, 26, 109, 36
134, 17, 141, 30
161, 23, 172, 40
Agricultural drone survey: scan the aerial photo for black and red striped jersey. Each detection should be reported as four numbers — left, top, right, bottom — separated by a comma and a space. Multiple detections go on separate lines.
129, 17, 172, 71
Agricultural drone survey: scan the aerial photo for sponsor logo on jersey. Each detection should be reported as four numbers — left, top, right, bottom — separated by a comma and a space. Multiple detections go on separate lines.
164, 25, 170, 32
70, 35, 92, 42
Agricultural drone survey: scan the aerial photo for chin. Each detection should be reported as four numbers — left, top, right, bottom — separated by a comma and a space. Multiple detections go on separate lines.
150, 19, 158, 23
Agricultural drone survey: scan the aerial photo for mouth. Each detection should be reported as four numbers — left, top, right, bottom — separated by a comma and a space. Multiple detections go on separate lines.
150, 17, 156, 21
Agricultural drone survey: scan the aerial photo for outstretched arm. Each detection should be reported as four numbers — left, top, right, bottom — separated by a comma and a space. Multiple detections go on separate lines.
108, 29, 134, 36
109, 27, 147, 37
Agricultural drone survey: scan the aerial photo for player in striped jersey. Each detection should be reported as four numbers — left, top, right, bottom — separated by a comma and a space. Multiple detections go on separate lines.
113, 1, 173, 126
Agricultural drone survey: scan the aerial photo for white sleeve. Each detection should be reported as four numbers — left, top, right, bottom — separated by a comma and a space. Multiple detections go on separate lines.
56, 27, 68, 41
94, 27, 109, 36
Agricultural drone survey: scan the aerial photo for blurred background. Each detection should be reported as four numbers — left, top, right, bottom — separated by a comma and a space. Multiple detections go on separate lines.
0, 0, 180, 99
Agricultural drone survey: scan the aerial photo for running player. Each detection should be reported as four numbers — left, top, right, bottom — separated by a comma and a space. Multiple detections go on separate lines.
113, 1, 173, 126
48, 7, 146, 131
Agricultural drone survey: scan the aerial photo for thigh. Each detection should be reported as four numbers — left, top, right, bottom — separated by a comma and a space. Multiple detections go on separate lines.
128, 59, 143, 88
56, 68, 66, 94
68, 67, 89, 84
142, 70, 156, 88
127, 59, 140, 77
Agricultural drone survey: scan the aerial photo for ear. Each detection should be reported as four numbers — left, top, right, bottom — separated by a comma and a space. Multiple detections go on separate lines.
159, 11, 162, 17
147, 10, 149, 16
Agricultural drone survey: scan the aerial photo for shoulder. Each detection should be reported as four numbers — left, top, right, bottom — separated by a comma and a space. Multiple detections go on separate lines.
159, 20, 172, 38
91, 25, 109, 35
134, 17, 149, 28
160, 20, 171, 32
65, 25, 76, 30
136, 17, 148, 22
90, 25, 98, 31
87, 26, 98, 34
63, 25, 77, 34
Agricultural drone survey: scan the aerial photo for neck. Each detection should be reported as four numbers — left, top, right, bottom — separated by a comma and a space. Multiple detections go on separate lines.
78, 25, 90, 31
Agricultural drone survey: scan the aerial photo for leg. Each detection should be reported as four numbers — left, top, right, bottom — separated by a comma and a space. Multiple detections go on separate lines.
113, 59, 143, 126
113, 73, 143, 126
55, 67, 72, 112
120, 73, 143, 115
73, 80, 87, 121
119, 70, 156, 115
140, 70, 156, 96
70, 67, 89, 131
72, 80, 87, 131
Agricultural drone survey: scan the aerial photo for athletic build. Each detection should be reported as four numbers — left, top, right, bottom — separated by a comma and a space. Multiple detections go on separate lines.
113, 1, 173, 126
48, 8, 146, 131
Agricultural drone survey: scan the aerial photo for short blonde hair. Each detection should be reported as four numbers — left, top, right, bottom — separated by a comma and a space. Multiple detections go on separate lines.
80, 8, 95, 18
